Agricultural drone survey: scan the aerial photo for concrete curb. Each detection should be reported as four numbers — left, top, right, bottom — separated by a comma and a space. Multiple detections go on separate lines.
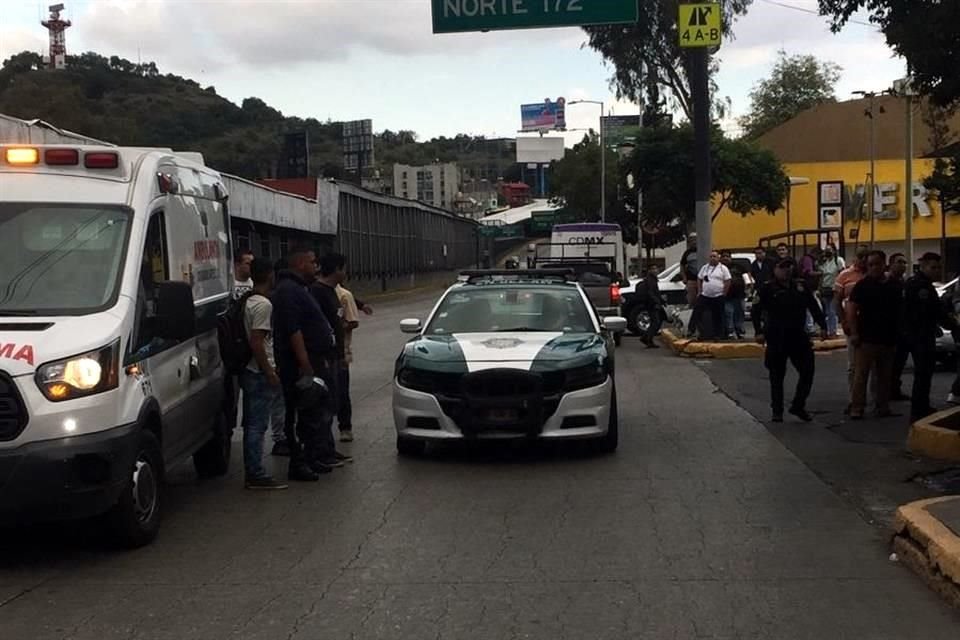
659, 329, 846, 360
907, 407, 960, 462
893, 496, 960, 609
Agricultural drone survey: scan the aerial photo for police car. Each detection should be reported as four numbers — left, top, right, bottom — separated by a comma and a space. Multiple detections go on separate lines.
392, 270, 626, 455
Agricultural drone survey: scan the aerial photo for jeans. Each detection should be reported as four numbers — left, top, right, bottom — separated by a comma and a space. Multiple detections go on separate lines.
240, 370, 284, 480
697, 295, 725, 340
851, 343, 896, 414
337, 364, 352, 431
724, 298, 745, 337
821, 290, 838, 336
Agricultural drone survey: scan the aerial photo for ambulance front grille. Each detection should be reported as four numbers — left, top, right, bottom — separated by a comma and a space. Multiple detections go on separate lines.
0, 372, 28, 441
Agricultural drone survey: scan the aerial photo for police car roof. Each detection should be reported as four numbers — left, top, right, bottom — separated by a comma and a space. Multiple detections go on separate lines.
458, 269, 576, 286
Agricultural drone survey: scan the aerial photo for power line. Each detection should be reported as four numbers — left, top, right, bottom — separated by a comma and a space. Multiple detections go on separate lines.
758, 0, 876, 28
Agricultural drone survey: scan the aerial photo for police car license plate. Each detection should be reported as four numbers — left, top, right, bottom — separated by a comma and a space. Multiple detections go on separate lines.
485, 409, 519, 423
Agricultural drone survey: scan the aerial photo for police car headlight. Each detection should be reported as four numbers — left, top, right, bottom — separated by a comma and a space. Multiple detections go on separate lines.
36, 341, 120, 402
563, 363, 608, 391
397, 367, 434, 393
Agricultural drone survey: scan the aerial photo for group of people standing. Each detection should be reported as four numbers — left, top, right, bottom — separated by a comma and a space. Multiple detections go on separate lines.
680, 235, 750, 340
231, 247, 371, 490
751, 244, 959, 424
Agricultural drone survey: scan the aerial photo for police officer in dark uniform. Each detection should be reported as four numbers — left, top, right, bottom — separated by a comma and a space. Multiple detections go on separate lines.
754, 259, 828, 423
903, 252, 959, 420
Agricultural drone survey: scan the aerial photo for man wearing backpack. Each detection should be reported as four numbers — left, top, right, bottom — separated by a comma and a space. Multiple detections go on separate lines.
238, 259, 288, 490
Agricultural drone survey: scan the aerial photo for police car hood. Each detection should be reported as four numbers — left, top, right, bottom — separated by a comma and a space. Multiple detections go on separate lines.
0, 308, 125, 377
401, 332, 606, 373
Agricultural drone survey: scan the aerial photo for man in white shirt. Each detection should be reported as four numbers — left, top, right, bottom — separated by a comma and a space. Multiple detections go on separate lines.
239, 258, 287, 490
233, 249, 254, 300
696, 250, 732, 340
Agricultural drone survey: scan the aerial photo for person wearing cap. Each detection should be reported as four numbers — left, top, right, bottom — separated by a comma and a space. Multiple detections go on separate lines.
754, 259, 828, 422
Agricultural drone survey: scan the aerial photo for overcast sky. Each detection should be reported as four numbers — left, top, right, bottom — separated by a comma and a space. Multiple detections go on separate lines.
1, 0, 905, 145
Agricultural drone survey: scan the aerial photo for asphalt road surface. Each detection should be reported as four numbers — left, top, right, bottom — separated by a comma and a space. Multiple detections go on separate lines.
2, 292, 959, 639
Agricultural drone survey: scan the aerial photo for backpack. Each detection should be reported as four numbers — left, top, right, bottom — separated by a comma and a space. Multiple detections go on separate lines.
217, 291, 255, 375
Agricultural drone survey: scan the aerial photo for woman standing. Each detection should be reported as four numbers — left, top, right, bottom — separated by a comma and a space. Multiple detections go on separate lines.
818, 245, 845, 338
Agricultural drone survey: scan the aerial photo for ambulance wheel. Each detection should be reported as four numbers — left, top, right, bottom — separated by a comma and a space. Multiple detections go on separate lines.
193, 410, 231, 478
106, 430, 162, 548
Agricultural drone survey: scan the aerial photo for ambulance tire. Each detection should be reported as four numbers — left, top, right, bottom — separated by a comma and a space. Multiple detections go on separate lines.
193, 410, 231, 478
106, 430, 163, 548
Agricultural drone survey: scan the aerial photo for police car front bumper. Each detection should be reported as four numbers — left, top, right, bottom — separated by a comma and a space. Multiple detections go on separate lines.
393, 377, 613, 441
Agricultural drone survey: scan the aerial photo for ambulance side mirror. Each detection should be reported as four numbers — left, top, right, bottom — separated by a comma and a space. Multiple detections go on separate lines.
156, 281, 196, 342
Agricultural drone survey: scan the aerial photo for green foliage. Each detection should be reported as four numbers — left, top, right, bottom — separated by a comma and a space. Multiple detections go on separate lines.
739, 51, 841, 140
923, 151, 960, 216
818, 1, 960, 108
547, 131, 620, 224
0, 50, 518, 183
582, 0, 752, 120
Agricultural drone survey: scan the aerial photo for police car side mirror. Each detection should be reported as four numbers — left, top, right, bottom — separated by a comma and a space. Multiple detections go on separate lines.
156, 281, 196, 342
400, 318, 422, 334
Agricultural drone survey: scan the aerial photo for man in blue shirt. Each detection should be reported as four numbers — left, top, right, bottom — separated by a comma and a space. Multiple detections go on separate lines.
272, 246, 338, 481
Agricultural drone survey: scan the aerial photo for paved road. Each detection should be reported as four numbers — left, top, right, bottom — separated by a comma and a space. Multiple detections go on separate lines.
1, 293, 959, 639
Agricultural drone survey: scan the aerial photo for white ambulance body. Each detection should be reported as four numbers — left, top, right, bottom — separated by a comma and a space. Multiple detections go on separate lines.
0, 145, 233, 546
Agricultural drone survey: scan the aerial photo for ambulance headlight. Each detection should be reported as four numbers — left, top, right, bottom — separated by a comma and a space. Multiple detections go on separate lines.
36, 341, 120, 401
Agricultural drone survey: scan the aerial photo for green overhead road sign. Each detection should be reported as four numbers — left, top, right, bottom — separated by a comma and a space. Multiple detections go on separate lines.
679, 3, 722, 48
432, 0, 638, 34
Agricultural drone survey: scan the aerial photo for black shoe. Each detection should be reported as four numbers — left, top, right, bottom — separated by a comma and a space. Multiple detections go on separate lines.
309, 460, 337, 473
772, 413, 784, 423
245, 476, 288, 490
288, 464, 320, 482
271, 441, 291, 457
789, 407, 813, 422
334, 451, 354, 464
891, 392, 911, 402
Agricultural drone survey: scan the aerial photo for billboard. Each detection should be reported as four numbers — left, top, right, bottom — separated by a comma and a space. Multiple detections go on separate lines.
342, 119, 374, 173
280, 131, 310, 179
516, 137, 565, 164
521, 98, 566, 132
602, 115, 641, 150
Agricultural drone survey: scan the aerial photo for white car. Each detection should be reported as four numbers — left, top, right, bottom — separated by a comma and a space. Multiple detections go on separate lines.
936, 277, 958, 364
392, 270, 626, 456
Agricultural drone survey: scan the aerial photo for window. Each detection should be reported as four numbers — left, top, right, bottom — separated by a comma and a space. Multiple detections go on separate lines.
260, 235, 272, 260
130, 211, 169, 356
279, 234, 289, 257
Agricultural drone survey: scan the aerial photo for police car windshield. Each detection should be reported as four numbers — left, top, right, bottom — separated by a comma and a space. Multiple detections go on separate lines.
0, 204, 132, 316
426, 286, 593, 334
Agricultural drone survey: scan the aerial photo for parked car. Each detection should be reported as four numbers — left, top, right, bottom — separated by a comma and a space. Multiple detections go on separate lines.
936, 277, 958, 365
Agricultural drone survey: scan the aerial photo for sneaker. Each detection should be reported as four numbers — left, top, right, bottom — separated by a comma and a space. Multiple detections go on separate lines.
772, 413, 784, 423
339, 430, 354, 443
311, 459, 340, 472
789, 407, 813, 422
849, 411, 864, 421
288, 464, 320, 482
948, 393, 960, 406
245, 476, 288, 490
271, 441, 291, 457
334, 451, 354, 464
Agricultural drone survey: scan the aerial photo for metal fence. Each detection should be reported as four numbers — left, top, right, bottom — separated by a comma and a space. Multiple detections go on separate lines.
335, 182, 479, 280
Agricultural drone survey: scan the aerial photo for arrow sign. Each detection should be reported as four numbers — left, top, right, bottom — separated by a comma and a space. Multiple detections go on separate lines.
678, 3, 722, 48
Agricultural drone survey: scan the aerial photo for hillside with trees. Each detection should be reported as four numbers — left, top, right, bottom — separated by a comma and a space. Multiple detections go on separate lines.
0, 51, 518, 183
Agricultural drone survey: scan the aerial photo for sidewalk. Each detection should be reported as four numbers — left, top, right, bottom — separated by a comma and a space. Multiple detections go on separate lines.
895, 496, 960, 608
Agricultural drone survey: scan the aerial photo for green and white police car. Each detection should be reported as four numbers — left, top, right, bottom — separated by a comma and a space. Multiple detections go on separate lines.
392, 270, 626, 456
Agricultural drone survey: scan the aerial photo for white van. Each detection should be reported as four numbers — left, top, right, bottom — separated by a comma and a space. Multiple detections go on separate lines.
0, 145, 233, 546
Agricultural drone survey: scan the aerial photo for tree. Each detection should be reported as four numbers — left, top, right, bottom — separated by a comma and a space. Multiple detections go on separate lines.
619, 124, 788, 240
739, 51, 841, 139
818, 1, 960, 107
548, 132, 620, 224
583, 0, 752, 120
924, 149, 960, 217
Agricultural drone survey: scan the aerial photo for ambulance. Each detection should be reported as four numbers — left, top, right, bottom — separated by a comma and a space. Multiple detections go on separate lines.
0, 145, 233, 546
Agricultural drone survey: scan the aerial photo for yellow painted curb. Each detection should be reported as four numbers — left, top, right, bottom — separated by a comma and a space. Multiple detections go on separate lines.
907, 407, 960, 462
659, 330, 846, 360
893, 496, 960, 604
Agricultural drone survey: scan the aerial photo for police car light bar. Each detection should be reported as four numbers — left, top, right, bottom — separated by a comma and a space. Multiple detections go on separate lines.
459, 269, 575, 284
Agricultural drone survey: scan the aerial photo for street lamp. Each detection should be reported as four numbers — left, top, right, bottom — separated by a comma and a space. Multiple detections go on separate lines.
569, 99, 606, 222
853, 90, 888, 249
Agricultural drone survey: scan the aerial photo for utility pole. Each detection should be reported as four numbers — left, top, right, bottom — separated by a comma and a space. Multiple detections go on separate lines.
570, 100, 606, 222
690, 48, 712, 257
896, 74, 917, 265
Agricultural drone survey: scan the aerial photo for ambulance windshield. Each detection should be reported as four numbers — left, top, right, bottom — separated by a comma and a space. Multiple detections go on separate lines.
0, 204, 132, 316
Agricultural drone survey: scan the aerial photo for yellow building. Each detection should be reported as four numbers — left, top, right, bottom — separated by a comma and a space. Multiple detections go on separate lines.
712, 95, 959, 272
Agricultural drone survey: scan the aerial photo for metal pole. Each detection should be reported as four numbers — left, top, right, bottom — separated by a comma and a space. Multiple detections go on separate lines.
905, 90, 914, 264
600, 101, 606, 223
690, 48, 712, 256
869, 93, 876, 249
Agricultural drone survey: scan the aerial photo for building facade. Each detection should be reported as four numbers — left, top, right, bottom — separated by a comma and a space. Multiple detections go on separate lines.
393, 162, 459, 210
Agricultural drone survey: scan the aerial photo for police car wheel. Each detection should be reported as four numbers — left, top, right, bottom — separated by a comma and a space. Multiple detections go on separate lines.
105, 430, 163, 548
396, 436, 427, 457
594, 388, 619, 454
193, 410, 232, 478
